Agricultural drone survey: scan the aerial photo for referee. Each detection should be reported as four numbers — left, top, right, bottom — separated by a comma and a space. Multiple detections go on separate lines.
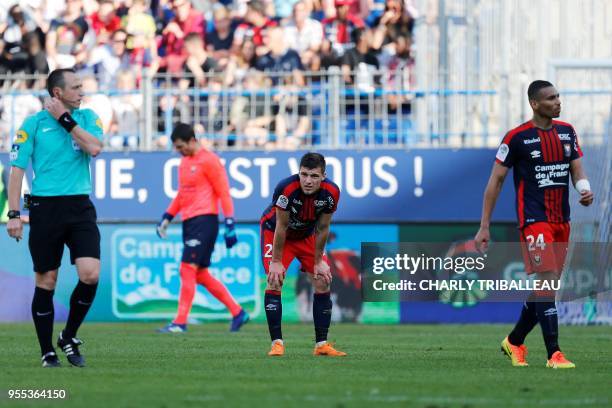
6, 68, 104, 368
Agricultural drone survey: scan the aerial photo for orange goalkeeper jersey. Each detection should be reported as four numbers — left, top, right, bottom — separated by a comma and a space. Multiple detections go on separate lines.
166, 148, 234, 221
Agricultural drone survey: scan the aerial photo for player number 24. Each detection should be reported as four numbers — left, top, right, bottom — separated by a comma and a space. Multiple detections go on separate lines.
525, 234, 546, 251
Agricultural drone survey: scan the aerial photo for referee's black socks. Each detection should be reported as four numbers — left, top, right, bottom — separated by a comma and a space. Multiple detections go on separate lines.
32, 287, 55, 355
63, 280, 98, 339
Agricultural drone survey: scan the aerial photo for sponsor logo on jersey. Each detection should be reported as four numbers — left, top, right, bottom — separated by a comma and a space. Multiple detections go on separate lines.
530, 150, 541, 159
292, 199, 302, 205
496, 143, 509, 161
523, 138, 539, 145
314, 200, 327, 207
276, 195, 289, 209
564, 144, 571, 157
96, 118, 103, 130
14, 129, 28, 144
558, 133, 571, 141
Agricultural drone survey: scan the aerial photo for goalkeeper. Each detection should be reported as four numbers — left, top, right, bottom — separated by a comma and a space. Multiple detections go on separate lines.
156, 123, 249, 333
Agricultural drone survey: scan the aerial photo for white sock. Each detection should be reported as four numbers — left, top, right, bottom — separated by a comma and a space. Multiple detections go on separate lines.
272, 339, 284, 346
316, 341, 327, 347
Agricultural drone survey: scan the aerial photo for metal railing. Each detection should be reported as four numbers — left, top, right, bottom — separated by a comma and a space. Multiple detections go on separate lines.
0, 70, 608, 151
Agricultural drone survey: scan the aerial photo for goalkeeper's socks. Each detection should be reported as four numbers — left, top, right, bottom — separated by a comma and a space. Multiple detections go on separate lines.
197, 268, 241, 316
535, 300, 560, 359
63, 280, 98, 339
32, 287, 55, 355
313, 292, 332, 343
174, 263, 197, 325
264, 290, 282, 341
508, 300, 538, 346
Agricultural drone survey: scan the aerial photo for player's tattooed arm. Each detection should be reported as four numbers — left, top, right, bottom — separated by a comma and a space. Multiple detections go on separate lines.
569, 158, 594, 206
475, 163, 509, 252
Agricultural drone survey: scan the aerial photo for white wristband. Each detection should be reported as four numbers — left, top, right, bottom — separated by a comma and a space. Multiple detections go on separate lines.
575, 179, 591, 192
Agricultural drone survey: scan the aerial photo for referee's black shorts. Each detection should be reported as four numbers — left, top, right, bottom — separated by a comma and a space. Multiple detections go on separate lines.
28, 195, 100, 273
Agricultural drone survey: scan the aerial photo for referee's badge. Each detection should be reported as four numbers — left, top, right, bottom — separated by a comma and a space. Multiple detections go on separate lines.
563, 144, 571, 157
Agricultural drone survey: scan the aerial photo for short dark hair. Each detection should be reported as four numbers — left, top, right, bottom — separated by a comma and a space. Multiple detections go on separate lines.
171, 123, 196, 143
527, 80, 554, 101
47, 68, 76, 97
299, 152, 326, 173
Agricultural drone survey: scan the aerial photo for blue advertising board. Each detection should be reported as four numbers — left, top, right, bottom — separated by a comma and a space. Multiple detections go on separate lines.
0, 149, 516, 222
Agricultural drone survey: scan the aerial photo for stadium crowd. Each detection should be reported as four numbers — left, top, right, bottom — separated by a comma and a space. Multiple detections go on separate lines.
0, 0, 417, 149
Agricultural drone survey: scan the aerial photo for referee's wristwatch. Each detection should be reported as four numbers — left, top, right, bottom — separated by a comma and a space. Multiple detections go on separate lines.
7, 210, 20, 219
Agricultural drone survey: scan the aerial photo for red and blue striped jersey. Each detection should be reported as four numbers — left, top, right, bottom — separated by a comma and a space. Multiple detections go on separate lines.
495, 120, 583, 228
261, 174, 340, 240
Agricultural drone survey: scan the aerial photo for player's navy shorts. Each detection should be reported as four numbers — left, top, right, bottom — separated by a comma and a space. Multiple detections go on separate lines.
182, 214, 219, 267
28, 195, 100, 273
519, 222, 570, 275
260, 225, 329, 275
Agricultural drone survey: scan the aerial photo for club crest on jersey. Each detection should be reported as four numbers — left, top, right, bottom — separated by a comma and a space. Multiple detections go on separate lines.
496, 144, 509, 161
533, 254, 542, 265
530, 150, 541, 159
276, 195, 289, 209
564, 144, 571, 157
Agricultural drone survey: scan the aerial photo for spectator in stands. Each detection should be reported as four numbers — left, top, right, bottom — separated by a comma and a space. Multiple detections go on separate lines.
0, 4, 42, 77
273, 81, 311, 149
110, 69, 143, 149
323, 0, 370, 20
228, 70, 272, 148
283, 1, 323, 68
23, 31, 49, 84
308, 38, 341, 74
206, 6, 239, 66
371, 0, 416, 50
233, 0, 277, 53
159, 0, 205, 74
181, 32, 218, 88
378, 32, 414, 111
120, 0, 160, 79
46, 0, 93, 70
88, 28, 131, 88
0, 77, 42, 143
224, 38, 256, 87
254, 27, 304, 87
322, 0, 365, 55
88, 0, 121, 45
341, 27, 379, 89
80, 74, 113, 134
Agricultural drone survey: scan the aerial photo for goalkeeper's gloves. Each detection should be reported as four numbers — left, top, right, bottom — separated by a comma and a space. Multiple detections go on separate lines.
156, 212, 173, 239
224, 217, 238, 249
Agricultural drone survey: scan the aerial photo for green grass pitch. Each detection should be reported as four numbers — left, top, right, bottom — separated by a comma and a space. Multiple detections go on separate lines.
0, 323, 610, 407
